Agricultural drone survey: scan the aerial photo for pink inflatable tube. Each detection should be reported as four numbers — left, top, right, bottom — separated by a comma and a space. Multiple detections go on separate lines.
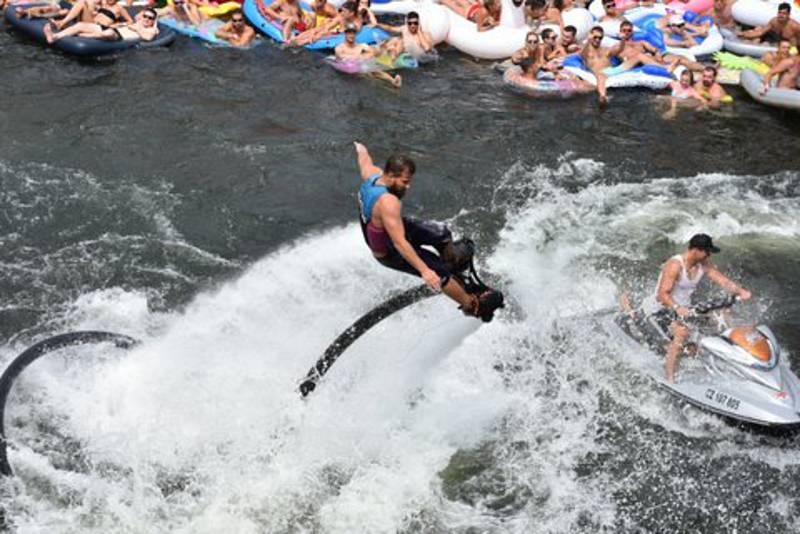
592, 0, 714, 16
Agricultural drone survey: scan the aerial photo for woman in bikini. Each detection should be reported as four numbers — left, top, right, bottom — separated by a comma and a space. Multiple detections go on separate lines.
44, 8, 159, 43
440, 0, 501, 32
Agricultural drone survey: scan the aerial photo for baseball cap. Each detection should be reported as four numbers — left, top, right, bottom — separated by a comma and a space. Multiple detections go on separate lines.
689, 233, 720, 253
669, 14, 685, 25
344, 22, 358, 32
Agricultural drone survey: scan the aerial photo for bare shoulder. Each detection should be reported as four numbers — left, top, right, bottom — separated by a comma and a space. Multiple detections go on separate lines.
663, 257, 682, 276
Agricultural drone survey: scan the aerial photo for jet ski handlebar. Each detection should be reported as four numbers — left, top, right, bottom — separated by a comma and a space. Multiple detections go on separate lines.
690, 294, 739, 315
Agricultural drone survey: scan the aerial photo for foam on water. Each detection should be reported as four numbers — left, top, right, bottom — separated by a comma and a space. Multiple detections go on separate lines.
2, 159, 800, 532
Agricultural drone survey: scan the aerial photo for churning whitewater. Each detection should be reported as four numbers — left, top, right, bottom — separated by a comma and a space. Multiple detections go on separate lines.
1, 159, 800, 533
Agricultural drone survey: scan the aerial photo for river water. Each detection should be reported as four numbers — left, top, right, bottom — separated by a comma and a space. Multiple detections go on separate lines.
2, 18, 800, 533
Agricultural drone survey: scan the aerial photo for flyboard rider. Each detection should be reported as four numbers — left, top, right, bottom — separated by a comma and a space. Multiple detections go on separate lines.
634, 234, 752, 383
354, 142, 503, 321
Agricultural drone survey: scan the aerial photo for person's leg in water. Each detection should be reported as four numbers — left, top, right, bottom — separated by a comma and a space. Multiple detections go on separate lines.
53, 0, 96, 29
368, 71, 402, 88
664, 320, 689, 383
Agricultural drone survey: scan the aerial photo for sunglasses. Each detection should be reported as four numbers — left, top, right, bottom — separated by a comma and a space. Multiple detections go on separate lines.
407, 20, 419, 25
232, 18, 244, 22
143, 14, 155, 19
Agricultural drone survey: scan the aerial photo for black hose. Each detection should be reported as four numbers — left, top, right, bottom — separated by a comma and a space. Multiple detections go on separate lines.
298, 285, 434, 397
0, 331, 138, 477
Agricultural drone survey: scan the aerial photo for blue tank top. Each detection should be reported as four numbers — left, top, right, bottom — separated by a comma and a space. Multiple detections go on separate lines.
358, 173, 386, 224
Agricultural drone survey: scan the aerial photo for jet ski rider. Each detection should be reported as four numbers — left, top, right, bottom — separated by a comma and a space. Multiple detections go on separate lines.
642, 234, 752, 383
354, 141, 499, 321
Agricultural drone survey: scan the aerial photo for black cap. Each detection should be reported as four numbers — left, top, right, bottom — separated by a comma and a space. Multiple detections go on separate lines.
689, 233, 720, 253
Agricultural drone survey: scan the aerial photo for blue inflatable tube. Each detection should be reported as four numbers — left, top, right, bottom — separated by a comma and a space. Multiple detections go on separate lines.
242, 0, 389, 49
4, 3, 176, 57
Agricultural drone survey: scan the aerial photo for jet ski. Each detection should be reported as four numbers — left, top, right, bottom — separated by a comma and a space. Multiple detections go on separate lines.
612, 296, 800, 427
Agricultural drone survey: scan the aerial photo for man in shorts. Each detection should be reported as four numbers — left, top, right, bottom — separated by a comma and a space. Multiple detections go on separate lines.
641, 234, 751, 383
354, 142, 501, 321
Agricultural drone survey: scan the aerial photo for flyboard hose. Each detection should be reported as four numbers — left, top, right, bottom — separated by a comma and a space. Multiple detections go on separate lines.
0, 331, 138, 477
298, 252, 502, 398
0, 246, 501, 476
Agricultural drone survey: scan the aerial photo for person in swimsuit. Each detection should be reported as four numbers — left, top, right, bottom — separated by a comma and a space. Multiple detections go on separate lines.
354, 142, 500, 321
695, 66, 729, 107
215, 9, 256, 46
470, 0, 501, 31
581, 25, 623, 104
44, 7, 159, 42
553, 24, 580, 57
377, 11, 434, 59
511, 30, 543, 65
263, 0, 310, 41
356, 0, 377, 27
32, 0, 132, 30
539, 28, 572, 75
335, 23, 402, 87
657, 14, 704, 48
661, 69, 707, 118
703, 0, 735, 30
640, 234, 751, 383
613, 20, 706, 74
441, 0, 500, 31
524, 0, 549, 27
737, 3, 800, 48
760, 54, 800, 93
762, 39, 793, 68
288, 0, 346, 46
156, 0, 203, 27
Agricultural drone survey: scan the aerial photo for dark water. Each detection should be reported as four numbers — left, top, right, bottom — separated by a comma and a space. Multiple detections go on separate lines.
2, 16, 800, 533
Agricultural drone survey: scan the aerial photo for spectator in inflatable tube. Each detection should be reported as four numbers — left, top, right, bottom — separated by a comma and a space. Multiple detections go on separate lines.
335, 23, 402, 87
760, 54, 800, 93
354, 142, 499, 320
440, 0, 501, 32
17, 0, 133, 28
555, 24, 580, 56
614, 20, 706, 74
376, 11, 434, 59
540, 27, 578, 73
215, 9, 256, 46
44, 7, 159, 42
288, 0, 348, 46
656, 14, 706, 48
511, 30, 544, 65
581, 25, 622, 104
263, 0, 311, 41
762, 39, 794, 68
737, 2, 800, 48
356, 0, 377, 27
156, 0, 204, 27
702, 0, 735, 30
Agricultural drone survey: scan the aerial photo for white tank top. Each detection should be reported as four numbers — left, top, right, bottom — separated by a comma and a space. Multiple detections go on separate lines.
644, 254, 704, 314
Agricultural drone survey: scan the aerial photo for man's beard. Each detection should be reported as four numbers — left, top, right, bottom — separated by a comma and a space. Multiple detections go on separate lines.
388, 185, 406, 199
